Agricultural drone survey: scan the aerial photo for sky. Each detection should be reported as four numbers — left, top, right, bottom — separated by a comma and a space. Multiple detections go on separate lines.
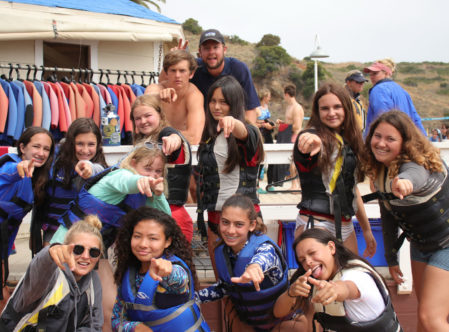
160, 0, 449, 64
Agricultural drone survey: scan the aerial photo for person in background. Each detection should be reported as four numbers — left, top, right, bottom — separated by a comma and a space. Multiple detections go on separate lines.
344, 69, 368, 132
274, 228, 401, 332
364, 110, 449, 332
0, 127, 54, 311
363, 58, 426, 137
111, 207, 209, 332
440, 123, 448, 140
293, 83, 376, 257
1, 215, 104, 331
430, 128, 442, 142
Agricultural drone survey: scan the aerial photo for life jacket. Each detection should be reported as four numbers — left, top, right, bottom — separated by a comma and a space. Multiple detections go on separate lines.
0, 153, 33, 296
59, 167, 146, 248
313, 260, 402, 332
165, 133, 192, 206
198, 128, 260, 212
366, 165, 449, 253
294, 131, 357, 240
120, 255, 210, 332
214, 234, 288, 330
0, 268, 96, 332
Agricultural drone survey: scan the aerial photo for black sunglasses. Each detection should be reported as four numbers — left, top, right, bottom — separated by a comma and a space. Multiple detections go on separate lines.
73, 245, 101, 258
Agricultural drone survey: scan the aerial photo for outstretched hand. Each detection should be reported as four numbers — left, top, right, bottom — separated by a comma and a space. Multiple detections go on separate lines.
137, 177, 164, 197
17, 159, 35, 178
308, 276, 338, 306
297, 133, 322, 156
49, 243, 76, 271
230, 264, 264, 291
170, 39, 189, 51
149, 258, 173, 282
159, 88, 177, 104
288, 269, 312, 298
162, 134, 182, 156
391, 176, 413, 199
217, 116, 236, 138
75, 160, 93, 179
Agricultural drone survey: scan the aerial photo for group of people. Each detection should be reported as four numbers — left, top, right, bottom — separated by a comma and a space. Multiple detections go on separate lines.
0, 28, 447, 332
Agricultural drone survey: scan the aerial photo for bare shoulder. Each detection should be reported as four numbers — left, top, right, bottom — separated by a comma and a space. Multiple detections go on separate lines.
145, 82, 163, 94
186, 83, 204, 101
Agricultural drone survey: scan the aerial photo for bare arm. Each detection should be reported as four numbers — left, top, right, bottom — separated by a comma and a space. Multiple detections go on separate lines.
292, 104, 304, 136
245, 108, 257, 125
183, 88, 205, 145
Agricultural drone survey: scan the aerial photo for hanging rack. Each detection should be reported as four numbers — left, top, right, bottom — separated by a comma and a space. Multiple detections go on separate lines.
0, 64, 159, 82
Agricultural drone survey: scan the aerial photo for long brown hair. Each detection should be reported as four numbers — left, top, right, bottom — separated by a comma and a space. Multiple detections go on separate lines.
307, 82, 365, 182
16, 127, 55, 205
363, 110, 443, 180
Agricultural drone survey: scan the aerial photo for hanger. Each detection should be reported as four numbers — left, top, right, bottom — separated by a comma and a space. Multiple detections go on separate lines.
8, 63, 14, 81
131, 71, 136, 85
116, 70, 121, 85
15, 64, 22, 81
40, 65, 46, 81
26, 64, 32, 81
141, 71, 145, 86
124, 70, 129, 85
106, 69, 111, 85
33, 65, 38, 81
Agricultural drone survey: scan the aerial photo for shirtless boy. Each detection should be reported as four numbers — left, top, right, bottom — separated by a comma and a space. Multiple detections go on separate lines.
145, 50, 205, 145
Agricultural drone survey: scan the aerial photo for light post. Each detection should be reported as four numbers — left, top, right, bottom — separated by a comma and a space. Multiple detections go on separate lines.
309, 34, 329, 92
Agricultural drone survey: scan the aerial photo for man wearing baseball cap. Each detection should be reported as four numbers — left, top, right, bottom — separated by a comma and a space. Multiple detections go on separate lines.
345, 70, 368, 131
192, 29, 260, 124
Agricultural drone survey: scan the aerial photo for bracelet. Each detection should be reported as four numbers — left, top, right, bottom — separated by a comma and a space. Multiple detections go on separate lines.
287, 286, 296, 298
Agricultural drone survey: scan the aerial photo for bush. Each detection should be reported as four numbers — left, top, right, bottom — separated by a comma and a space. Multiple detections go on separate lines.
182, 18, 202, 34
227, 35, 248, 45
301, 61, 327, 99
436, 68, 449, 76
251, 45, 291, 78
397, 63, 424, 74
256, 34, 281, 47
288, 65, 304, 91
440, 82, 448, 88
403, 77, 419, 87
437, 88, 449, 96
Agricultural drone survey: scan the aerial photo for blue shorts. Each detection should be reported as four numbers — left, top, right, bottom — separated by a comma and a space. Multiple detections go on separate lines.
410, 243, 449, 271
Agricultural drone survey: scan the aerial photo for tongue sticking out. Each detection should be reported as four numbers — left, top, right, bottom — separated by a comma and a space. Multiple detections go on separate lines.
312, 265, 322, 279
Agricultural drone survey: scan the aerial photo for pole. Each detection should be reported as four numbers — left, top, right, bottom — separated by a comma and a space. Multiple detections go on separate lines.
314, 59, 318, 92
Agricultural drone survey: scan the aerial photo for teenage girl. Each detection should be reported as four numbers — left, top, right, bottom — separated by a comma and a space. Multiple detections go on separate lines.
1, 215, 104, 331
0, 127, 54, 311
32, 117, 107, 252
198, 75, 264, 274
293, 83, 376, 256
274, 228, 401, 332
111, 207, 209, 332
364, 110, 449, 332
131, 94, 194, 242
196, 194, 307, 331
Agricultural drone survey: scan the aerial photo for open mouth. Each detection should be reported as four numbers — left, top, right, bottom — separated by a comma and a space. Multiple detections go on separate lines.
312, 264, 322, 278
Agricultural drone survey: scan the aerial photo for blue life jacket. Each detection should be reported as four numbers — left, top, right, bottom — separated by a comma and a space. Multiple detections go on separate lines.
59, 167, 146, 248
214, 234, 288, 331
0, 153, 33, 297
120, 255, 210, 332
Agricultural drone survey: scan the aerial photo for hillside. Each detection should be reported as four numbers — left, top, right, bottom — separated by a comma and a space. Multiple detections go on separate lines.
184, 31, 449, 129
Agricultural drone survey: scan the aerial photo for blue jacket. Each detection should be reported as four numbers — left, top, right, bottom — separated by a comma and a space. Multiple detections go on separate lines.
120, 255, 210, 332
214, 234, 288, 331
365, 79, 426, 137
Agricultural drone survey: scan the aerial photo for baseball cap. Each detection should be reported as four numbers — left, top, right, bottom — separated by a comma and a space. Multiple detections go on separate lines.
199, 29, 225, 46
345, 70, 368, 83
363, 62, 392, 76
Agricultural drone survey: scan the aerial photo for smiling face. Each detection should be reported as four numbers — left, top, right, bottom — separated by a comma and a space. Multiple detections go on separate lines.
318, 93, 345, 132
370, 122, 403, 166
346, 80, 365, 94
70, 232, 101, 280
74, 132, 97, 161
209, 87, 230, 121
132, 105, 161, 137
19, 133, 52, 167
166, 60, 194, 89
131, 219, 172, 273
131, 155, 164, 178
296, 238, 337, 280
219, 206, 256, 254
368, 70, 388, 85
199, 40, 226, 71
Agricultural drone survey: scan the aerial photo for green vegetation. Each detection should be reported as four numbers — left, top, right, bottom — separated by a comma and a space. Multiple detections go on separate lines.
287, 65, 304, 93
252, 34, 291, 78
227, 35, 249, 46
435, 67, 449, 76
397, 63, 425, 74
182, 18, 202, 34
301, 61, 327, 99
130, 0, 165, 12
437, 88, 449, 95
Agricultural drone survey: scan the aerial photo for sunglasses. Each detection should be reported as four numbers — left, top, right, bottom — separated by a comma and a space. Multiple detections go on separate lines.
73, 245, 101, 258
144, 141, 163, 150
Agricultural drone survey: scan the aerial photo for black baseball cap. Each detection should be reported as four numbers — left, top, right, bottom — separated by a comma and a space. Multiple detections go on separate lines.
199, 29, 225, 46
345, 70, 368, 83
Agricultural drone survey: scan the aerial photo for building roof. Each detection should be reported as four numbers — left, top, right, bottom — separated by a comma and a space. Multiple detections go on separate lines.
1, 0, 178, 24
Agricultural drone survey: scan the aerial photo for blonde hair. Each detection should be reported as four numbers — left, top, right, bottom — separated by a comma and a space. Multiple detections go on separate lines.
131, 95, 167, 143
258, 88, 271, 102
64, 215, 104, 253
376, 58, 396, 75
119, 144, 166, 175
